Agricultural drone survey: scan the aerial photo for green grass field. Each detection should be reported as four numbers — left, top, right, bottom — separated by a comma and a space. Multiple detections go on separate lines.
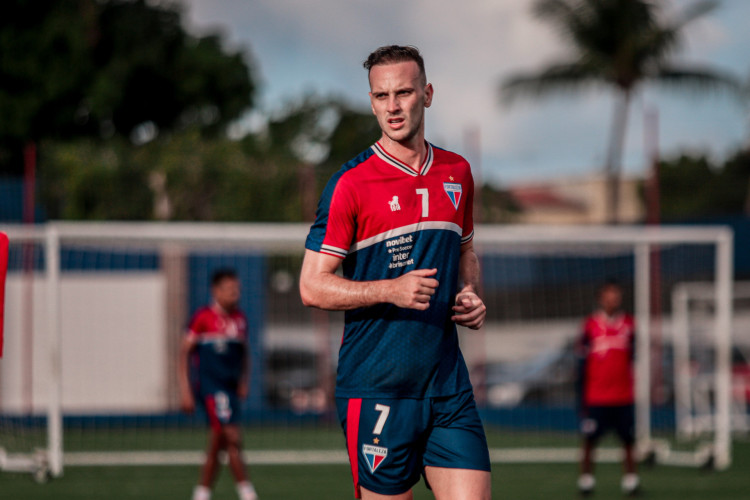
2, 427, 750, 499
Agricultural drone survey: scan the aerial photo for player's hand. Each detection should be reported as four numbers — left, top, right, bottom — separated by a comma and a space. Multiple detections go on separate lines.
451, 291, 486, 330
180, 392, 195, 414
389, 268, 439, 310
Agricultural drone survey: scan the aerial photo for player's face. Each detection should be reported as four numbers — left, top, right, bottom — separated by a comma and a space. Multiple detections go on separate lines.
599, 286, 622, 315
369, 60, 433, 147
213, 278, 240, 311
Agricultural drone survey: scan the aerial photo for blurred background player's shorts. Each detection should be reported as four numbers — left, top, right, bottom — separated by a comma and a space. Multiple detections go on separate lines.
198, 390, 241, 431
581, 404, 635, 444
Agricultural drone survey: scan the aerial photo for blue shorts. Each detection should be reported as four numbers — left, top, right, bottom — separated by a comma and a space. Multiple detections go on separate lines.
336, 390, 491, 498
196, 389, 241, 431
581, 404, 635, 445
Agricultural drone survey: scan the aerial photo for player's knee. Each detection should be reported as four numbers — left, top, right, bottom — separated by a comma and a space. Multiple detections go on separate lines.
223, 426, 242, 446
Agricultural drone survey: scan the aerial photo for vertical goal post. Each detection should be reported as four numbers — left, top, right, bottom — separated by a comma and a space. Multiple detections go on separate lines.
0, 222, 734, 477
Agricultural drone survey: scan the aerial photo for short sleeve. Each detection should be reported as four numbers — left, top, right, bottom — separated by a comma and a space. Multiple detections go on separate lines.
461, 164, 475, 244
306, 172, 358, 259
186, 309, 206, 338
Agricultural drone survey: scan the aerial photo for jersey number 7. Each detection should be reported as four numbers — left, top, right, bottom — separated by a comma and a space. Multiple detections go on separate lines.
372, 403, 391, 435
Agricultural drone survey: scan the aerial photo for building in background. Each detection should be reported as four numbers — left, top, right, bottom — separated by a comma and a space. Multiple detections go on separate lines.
509, 174, 644, 225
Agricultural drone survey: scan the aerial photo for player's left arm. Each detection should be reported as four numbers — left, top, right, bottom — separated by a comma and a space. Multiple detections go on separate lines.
577, 326, 591, 415
451, 240, 486, 330
237, 338, 249, 399
178, 334, 198, 413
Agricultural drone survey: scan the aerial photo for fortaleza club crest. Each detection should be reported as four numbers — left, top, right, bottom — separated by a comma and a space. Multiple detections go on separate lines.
362, 444, 388, 473
443, 182, 462, 210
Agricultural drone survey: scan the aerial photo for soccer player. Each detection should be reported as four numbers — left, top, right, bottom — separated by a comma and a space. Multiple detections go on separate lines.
178, 269, 258, 500
299, 45, 491, 500
577, 281, 639, 496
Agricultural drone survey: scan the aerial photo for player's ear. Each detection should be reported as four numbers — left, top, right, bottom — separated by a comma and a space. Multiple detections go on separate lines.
424, 83, 433, 108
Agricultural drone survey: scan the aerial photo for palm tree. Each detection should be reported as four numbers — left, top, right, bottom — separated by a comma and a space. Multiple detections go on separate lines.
501, 0, 740, 223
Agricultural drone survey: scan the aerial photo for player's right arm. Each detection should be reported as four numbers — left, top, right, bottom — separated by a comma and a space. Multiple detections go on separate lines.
576, 323, 591, 415
299, 249, 439, 311
177, 334, 198, 413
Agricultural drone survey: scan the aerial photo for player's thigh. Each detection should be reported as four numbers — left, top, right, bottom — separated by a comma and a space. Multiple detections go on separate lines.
198, 387, 241, 438
424, 390, 491, 472
424, 466, 491, 500
581, 406, 608, 443
222, 423, 242, 447
360, 485, 414, 500
207, 389, 240, 423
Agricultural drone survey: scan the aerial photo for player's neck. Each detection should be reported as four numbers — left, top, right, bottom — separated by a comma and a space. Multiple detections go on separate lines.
599, 308, 621, 319
212, 301, 235, 315
378, 135, 427, 172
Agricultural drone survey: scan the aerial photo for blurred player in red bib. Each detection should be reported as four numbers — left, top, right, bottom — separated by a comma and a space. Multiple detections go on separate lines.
577, 280, 639, 496
300, 45, 490, 500
178, 269, 258, 500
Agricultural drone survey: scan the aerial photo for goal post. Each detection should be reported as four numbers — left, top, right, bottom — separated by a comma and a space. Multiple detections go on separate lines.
0, 225, 57, 479
0, 222, 734, 477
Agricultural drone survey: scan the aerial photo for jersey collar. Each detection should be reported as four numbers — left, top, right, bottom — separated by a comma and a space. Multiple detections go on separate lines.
212, 302, 233, 316
372, 141, 434, 177
595, 310, 625, 325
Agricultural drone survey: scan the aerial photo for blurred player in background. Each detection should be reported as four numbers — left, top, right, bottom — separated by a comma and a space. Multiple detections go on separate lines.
300, 45, 491, 500
577, 280, 639, 496
178, 269, 258, 500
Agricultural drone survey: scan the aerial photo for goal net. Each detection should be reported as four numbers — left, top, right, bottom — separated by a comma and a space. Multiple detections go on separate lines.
0, 222, 734, 478
671, 281, 750, 441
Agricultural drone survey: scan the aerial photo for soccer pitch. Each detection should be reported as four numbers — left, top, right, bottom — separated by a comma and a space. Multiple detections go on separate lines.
3, 428, 749, 499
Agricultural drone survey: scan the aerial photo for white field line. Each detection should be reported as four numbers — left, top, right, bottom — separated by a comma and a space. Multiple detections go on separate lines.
61, 447, 638, 467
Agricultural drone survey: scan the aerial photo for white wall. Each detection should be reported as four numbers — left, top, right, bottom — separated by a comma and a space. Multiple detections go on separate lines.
0, 273, 167, 414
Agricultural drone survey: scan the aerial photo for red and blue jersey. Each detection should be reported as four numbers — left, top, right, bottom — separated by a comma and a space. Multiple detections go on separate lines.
579, 311, 635, 406
305, 141, 475, 399
187, 305, 247, 395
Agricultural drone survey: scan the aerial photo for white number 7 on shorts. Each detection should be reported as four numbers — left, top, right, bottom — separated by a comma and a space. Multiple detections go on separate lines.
372, 404, 391, 435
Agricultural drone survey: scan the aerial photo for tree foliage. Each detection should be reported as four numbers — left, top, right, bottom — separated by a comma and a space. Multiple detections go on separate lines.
0, 0, 95, 174
657, 149, 750, 220
88, 0, 255, 140
0, 0, 256, 176
41, 96, 380, 222
0, 0, 94, 143
41, 138, 153, 220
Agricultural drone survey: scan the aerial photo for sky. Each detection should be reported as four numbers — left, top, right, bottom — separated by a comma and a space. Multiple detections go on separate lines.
179, 0, 750, 187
